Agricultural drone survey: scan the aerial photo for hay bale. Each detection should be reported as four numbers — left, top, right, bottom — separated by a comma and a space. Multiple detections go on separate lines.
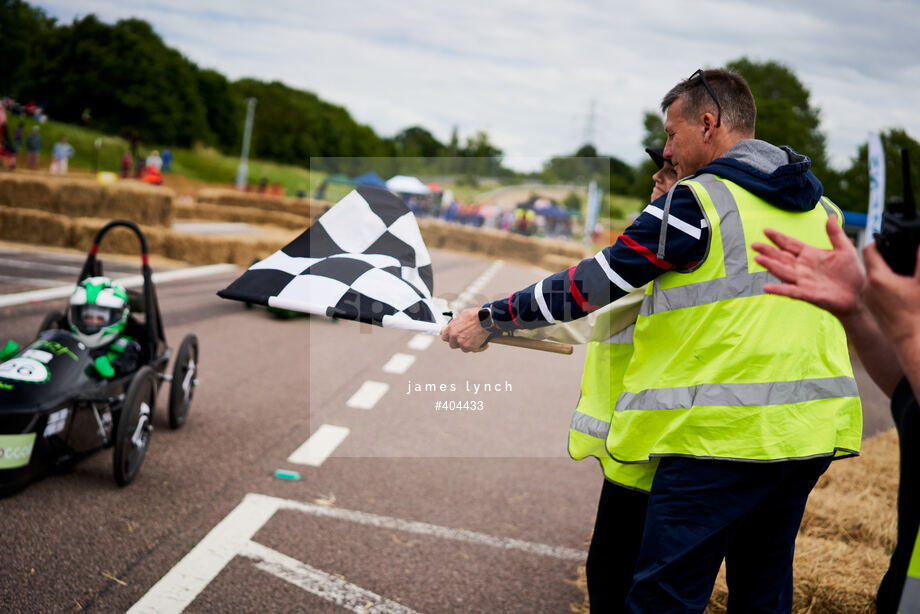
99, 181, 174, 227
69, 217, 170, 257
175, 200, 310, 229
0, 175, 174, 227
196, 188, 319, 218
0, 174, 58, 209
0, 206, 73, 248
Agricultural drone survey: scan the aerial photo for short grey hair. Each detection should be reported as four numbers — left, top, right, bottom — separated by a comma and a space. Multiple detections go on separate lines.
661, 69, 756, 134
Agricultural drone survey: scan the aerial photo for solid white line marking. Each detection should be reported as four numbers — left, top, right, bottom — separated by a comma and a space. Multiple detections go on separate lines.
346, 381, 389, 410
287, 424, 350, 466
0, 263, 238, 308
0, 257, 84, 274
242, 541, 422, 614
382, 353, 416, 374
273, 496, 586, 560
126, 493, 280, 614
450, 260, 504, 311
129, 493, 586, 614
0, 274, 68, 287
407, 334, 434, 351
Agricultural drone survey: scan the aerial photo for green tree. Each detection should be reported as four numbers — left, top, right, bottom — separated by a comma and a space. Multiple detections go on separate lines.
0, 0, 56, 97
727, 58, 830, 178
196, 69, 242, 151
20, 15, 212, 147
835, 129, 920, 213
641, 111, 665, 149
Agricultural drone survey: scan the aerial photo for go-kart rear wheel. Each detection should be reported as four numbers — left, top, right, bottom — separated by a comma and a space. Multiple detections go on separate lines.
113, 366, 156, 486
38, 311, 64, 336
168, 334, 198, 429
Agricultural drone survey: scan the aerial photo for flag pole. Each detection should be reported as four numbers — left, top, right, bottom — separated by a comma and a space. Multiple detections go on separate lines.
486, 334, 573, 355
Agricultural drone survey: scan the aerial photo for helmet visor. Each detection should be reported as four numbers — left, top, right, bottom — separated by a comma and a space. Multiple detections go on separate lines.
71, 305, 118, 335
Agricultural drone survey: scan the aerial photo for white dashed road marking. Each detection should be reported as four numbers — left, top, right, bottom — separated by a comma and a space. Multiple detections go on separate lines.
287, 424, 351, 466
451, 260, 504, 311
382, 352, 416, 374
346, 381, 390, 410
407, 334, 435, 351
288, 424, 349, 467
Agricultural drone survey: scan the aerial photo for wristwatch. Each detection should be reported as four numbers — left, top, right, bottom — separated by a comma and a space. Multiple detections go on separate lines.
478, 306, 497, 332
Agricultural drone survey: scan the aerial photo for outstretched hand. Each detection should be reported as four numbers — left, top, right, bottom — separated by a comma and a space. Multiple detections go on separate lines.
751, 214, 865, 319
863, 242, 920, 346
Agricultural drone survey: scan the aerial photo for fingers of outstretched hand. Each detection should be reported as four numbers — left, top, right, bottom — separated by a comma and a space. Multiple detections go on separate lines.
826, 214, 852, 252
761, 228, 806, 255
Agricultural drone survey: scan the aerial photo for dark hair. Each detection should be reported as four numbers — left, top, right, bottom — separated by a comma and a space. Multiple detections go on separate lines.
661, 69, 756, 134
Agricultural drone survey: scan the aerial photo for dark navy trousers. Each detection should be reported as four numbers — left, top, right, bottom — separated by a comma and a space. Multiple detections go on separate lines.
625, 455, 832, 614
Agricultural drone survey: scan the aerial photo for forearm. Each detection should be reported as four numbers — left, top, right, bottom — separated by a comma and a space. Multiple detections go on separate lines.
839, 304, 903, 397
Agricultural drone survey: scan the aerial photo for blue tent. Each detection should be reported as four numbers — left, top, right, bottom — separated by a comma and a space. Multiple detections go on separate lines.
537, 203, 573, 220
353, 171, 387, 188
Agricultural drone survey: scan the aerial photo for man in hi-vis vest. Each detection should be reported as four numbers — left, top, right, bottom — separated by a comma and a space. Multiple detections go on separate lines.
443, 68, 862, 613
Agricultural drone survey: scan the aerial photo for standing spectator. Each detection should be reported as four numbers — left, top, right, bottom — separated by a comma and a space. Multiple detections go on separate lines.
161, 148, 172, 173
442, 68, 861, 611
145, 150, 162, 171
25, 126, 41, 169
14, 122, 23, 153
121, 151, 132, 178
50, 137, 75, 174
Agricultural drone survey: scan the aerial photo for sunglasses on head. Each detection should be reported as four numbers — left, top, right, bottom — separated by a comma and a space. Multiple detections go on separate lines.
688, 69, 722, 128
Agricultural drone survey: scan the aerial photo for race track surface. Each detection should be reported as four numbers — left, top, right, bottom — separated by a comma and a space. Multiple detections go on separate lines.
0, 245, 892, 613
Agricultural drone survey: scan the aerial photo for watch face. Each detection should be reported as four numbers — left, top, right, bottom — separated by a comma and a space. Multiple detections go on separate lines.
478, 308, 493, 328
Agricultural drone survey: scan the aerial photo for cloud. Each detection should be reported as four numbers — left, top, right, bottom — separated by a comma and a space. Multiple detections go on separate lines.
35, 0, 920, 172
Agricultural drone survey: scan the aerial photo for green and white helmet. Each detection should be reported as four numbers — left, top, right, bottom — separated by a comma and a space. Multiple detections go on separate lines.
68, 276, 130, 348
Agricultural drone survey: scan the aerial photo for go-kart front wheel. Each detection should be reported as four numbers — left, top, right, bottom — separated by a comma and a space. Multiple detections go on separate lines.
113, 366, 157, 486
168, 334, 198, 429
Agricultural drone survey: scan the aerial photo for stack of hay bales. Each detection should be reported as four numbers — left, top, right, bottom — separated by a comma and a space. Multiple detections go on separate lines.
0, 174, 172, 227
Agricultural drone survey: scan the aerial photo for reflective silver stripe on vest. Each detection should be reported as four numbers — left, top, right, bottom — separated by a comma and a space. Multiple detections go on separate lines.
819, 197, 836, 218
694, 174, 748, 276
640, 270, 779, 316
615, 375, 859, 412
601, 324, 635, 344
899, 575, 920, 613
570, 411, 610, 439
642, 175, 771, 317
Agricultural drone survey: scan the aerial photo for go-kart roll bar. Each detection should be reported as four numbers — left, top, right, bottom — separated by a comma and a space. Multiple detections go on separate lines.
78, 220, 165, 364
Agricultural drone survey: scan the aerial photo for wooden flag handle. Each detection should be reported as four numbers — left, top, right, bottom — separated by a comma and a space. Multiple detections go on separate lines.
488, 335, 574, 355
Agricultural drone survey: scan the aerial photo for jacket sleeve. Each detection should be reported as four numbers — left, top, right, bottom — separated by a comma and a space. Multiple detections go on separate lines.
486, 186, 709, 330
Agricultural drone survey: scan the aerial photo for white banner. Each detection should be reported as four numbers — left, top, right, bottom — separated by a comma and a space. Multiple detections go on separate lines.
585, 180, 600, 246
866, 133, 886, 239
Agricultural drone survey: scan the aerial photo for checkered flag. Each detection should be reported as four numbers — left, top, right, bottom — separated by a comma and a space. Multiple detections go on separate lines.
218, 186, 446, 334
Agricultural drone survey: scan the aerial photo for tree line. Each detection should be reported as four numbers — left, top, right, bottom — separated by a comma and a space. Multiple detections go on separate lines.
1, 0, 916, 213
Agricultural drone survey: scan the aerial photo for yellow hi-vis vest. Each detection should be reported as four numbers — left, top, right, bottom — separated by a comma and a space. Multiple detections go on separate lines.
568, 313, 658, 492
900, 529, 920, 612
606, 173, 862, 464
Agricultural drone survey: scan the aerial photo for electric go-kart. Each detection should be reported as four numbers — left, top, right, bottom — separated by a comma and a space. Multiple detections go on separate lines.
0, 220, 199, 497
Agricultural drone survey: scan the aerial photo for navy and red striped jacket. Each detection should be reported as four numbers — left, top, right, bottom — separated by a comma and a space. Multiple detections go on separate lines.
485, 140, 825, 330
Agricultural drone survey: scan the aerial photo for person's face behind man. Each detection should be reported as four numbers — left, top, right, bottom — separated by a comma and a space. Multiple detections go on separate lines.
663, 96, 715, 179
651, 160, 678, 201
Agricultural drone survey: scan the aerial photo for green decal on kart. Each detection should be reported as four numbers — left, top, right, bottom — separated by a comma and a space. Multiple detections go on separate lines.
0, 433, 36, 469
0, 381, 12, 390
36, 341, 79, 362
0, 357, 51, 383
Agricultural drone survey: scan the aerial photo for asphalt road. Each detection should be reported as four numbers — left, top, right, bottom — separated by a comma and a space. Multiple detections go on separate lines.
0, 245, 894, 613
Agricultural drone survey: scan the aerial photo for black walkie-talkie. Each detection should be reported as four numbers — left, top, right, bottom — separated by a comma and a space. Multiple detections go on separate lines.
874, 148, 920, 275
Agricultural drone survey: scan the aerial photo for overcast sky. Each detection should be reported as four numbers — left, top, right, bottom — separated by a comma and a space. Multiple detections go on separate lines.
35, 0, 920, 172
